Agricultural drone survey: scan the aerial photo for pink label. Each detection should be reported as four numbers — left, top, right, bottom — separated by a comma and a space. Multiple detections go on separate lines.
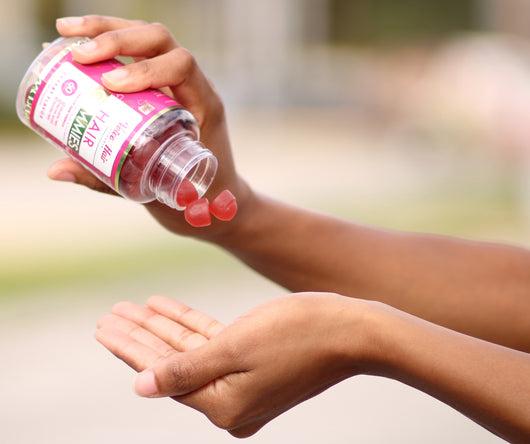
29, 50, 180, 189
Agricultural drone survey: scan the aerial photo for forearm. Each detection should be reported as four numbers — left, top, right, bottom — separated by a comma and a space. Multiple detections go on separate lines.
363, 303, 530, 443
208, 192, 530, 351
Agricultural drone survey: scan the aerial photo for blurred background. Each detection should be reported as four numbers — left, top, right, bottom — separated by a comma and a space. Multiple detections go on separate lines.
1, 1, 529, 443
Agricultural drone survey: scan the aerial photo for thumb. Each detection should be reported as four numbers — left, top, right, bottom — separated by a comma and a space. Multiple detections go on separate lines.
134, 340, 236, 398
48, 158, 118, 196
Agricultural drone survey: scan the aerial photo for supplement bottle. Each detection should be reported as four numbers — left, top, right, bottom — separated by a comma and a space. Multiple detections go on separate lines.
16, 36, 217, 209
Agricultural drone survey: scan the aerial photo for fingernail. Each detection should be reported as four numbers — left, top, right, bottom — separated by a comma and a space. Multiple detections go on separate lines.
51, 172, 76, 183
75, 40, 98, 54
135, 370, 158, 397
102, 68, 129, 84
56, 16, 84, 27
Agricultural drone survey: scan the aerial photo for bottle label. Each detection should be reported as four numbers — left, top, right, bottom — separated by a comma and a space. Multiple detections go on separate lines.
28, 49, 180, 189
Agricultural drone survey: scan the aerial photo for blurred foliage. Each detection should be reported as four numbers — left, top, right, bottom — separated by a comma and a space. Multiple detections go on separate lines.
329, 0, 478, 45
0, 110, 22, 133
2, 178, 526, 301
0, 241, 229, 299
0, 0, 485, 121
36, 0, 64, 42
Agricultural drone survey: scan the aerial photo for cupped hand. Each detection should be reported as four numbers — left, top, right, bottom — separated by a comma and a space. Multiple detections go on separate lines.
48, 15, 252, 238
96, 293, 379, 438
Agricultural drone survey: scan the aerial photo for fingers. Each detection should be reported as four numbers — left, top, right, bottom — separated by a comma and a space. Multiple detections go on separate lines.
97, 313, 174, 357
100, 47, 196, 93
146, 295, 225, 338
134, 338, 238, 397
57, 15, 222, 125
95, 327, 161, 372
72, 23, 177, 64
56, 15, 147, 38
48, 158, 86, 180
47, 158, 117, 196
47, 158, 78, 183
112, 301, 208, 351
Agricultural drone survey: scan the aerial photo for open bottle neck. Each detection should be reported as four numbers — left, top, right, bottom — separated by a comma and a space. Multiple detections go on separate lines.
147, 133, 218, 209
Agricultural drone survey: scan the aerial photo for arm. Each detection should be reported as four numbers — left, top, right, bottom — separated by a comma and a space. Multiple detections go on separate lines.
373, 302, 530, 443
207, 194, 530, 352
51, 15, 530, 351
95, 294, 530, 442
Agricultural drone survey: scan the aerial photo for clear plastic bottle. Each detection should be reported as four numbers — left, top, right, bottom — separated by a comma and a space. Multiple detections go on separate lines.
16, 36, 217, 209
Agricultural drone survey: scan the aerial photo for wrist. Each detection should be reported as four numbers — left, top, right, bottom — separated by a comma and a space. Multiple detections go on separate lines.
331, 297, 401, 378
198, 179, 264, 246
354, 301, 429, 381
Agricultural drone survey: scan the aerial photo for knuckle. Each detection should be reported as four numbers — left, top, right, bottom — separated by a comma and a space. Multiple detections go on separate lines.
92, 30, 121, 51
189, 334, 208, 349
150, 22, 171, 38
127, 323, 143, 337
175, 329, 194, 348
168, 359, 194, 393
209, 411, 239, 431
173, 47, 196, 72
86, 175, 103, 190
204, 318, 222, 336
202, 94, 226, 126
103, 30, 121, 46
221, 339, 242, 363
140, 310, 158, 328
177, 304, 193, 321
229, 429, 256, 439
159, 348, 177, 361
136, 59, 152, 76
208, 395, 247, 430
132, 19, 148, 26
83, 15, 106, 31
91, 181, 113, 194
154, 349, 177, 367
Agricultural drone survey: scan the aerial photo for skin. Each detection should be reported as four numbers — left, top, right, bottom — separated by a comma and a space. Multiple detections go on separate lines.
95, 294, 530, 442
49, 15, 530, 441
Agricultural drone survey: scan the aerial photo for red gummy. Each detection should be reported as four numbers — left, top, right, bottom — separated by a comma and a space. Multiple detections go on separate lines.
117, 114, 185, 201
209, 190, 238, 221
176, 178, 199, 208
130, 138, 160, 169
120, 157, 143, 182
184, 198, 211, 227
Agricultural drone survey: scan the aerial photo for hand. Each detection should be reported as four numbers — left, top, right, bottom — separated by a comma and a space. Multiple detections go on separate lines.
95, 293, 379, 437
48, 15, 253, 239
